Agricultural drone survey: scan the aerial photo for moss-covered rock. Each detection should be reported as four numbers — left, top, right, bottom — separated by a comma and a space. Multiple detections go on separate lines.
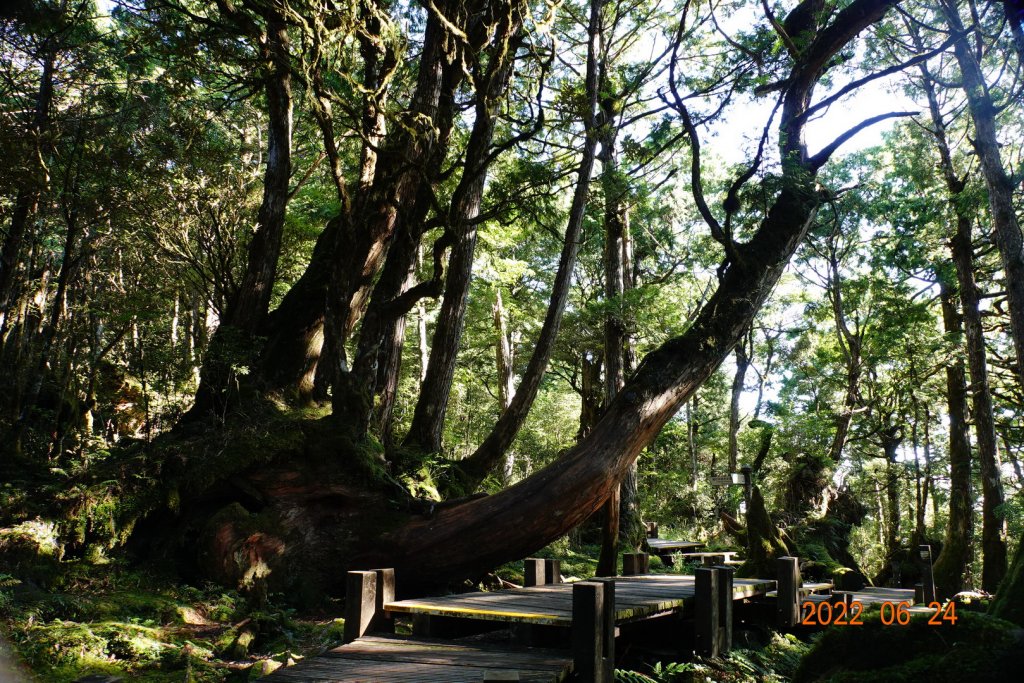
794, 610, 1024, 682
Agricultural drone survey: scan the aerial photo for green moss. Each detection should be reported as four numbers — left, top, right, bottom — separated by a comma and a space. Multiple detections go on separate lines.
990, 540, 1024, 626
794, 610, 1024, 682
1, 563, 347, 682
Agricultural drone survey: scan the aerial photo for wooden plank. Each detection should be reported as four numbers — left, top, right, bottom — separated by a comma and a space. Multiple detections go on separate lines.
384, 574, 775, 632
330, 642, 571, 671
262, 659, 560, 683
260, 635, 572, 683
646, 539, 705, 552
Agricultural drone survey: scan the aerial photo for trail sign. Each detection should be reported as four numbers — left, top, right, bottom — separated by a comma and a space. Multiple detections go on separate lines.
710, 471, 749, 486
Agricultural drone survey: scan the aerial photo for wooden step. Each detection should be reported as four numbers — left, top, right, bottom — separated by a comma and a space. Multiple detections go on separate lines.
258, 634, 573, 682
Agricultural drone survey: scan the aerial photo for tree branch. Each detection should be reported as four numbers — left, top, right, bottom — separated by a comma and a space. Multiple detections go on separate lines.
809, 111, 917, 171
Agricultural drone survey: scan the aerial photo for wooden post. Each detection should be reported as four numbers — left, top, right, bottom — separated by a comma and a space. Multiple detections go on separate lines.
597, 577, 615, 679
623, 552, 649, 576
715, 565, 734, 654
343, 571, 377, 643
645, 521, 659, 538
776, 556, 800, 628
545, 558, 562, 584
373, 568, 396, 633
919, 545, 936, 604
524, 558, 546, 587
572, 581, 614, 683
914, 583, 924, 605
695, 567, 720, 658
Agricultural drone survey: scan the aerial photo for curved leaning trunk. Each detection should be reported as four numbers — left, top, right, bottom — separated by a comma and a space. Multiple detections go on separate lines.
370, 184, 820, 584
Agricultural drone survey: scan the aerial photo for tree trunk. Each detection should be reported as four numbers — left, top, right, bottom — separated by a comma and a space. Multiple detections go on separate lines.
400, 2, 524, 452
577, 352, 603, 440
943, 0, 1024, 393
728, 337, 749, 472
454, 0, 603, 485
932, 281, 974, 597
0, 46, 55, 326
991, 537, 1024, 625
826, 248, 862, 463
492, 290, 517, 482
190, 13, 292, 416
950, 186, 1006, 594
916, 43, 1007, 593
1003, 0, 1024, 64
687, 395, 698, 490
259, 1, 458, 401
881, 431, 903, 566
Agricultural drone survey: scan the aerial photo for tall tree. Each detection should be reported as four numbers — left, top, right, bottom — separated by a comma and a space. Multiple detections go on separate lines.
935, 0, 1011, 589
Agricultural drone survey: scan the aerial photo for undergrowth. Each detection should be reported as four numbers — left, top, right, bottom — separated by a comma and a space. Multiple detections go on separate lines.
0, 558, 344, 682
614, 632, 810, 682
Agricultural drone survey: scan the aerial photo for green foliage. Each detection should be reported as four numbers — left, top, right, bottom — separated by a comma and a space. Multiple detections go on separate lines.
0, 559, 343, 682
795, 611, 1024, 682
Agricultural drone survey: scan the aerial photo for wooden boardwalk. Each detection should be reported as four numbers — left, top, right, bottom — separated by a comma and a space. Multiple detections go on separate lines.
259, 634, 572, 682
386, 574, 773, 628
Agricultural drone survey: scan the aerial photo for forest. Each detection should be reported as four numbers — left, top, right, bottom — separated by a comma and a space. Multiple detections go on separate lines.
1, 0, 1023, 680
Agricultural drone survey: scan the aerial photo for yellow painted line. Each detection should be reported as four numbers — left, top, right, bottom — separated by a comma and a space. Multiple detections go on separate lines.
386, 603, 564, 620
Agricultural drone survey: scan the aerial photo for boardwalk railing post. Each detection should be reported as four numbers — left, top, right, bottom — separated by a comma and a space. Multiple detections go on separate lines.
623, 552, 649, 576
715, 565, 734, 654
373, 568, 396, 633
919, 545, 936, 603
597, 578, 615, 680
695, 567, 720, 658
545, 558, 562, 585
572, 581, 614, 683
343, 571, 377, 643
524, 558, 546, 587
776, 556, 800, 629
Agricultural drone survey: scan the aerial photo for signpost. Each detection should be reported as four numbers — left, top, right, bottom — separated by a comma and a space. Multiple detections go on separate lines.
712, 467, 754, 558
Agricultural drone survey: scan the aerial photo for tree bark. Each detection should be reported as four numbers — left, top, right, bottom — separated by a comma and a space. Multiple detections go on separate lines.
948, 162, 1006, 597
577, 352, 603, 440
0, 45, 55, 329
728, 337, 749, 472
942, 0, 1024, 395
825, 245, 862, 463
403, 4, 526, 452
932, 281, 974, 597
455, 0, 603, 484
190, 9, 293, 416
258, 1, 457, 402
916, 32, 1008, 591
